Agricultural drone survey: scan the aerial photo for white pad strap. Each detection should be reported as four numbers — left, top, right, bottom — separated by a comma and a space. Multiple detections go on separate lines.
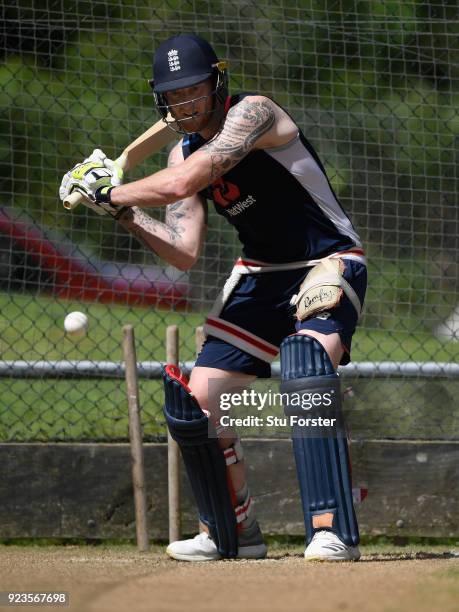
223, 438, 244, 466
209, 269, 243, 319
209, 252, 365, 321
322, 258, 362, 318
235, 490, 252, 524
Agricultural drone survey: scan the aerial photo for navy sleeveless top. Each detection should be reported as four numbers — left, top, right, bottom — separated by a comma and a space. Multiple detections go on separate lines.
182, 94, 362, 263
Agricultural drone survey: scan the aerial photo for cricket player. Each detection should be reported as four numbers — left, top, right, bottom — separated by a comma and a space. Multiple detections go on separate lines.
60, 33, 367, 562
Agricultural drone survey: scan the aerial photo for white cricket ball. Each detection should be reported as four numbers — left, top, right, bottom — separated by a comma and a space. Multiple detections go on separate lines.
64, 311, 88, 338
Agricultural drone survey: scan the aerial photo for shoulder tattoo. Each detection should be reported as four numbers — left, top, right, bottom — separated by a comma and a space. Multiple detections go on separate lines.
201, 99, 275, 179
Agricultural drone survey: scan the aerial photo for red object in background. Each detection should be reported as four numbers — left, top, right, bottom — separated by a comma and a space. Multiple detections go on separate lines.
0, 207, 190, 310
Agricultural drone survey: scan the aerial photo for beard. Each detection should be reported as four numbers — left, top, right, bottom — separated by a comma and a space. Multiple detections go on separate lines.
174, 98, 216, 134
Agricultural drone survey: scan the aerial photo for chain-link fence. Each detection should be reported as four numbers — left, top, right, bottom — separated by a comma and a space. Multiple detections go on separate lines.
0, 0, 458, 442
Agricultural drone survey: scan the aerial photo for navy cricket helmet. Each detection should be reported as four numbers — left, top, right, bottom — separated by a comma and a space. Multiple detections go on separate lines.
150, 33, 228, 132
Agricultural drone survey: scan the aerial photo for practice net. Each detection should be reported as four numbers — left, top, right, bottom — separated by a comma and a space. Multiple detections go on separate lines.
0, 0, 458, 441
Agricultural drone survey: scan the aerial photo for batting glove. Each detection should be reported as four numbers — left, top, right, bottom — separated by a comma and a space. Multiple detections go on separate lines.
59, 158, 126, 219
84, 149, 124, 186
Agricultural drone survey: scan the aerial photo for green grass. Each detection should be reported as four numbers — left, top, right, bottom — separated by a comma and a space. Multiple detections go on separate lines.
0, 292, 203, 362
0, 291, 458, 441
352, 329, 459, 363
0, 292, 203, 441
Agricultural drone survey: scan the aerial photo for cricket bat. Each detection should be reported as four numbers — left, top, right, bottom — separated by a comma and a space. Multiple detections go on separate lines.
63, 115, 178, 210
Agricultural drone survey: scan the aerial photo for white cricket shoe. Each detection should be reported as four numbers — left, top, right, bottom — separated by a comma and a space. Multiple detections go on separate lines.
167, 532, 221, 562
304, 530, 361, 561
166, 529, 268, 562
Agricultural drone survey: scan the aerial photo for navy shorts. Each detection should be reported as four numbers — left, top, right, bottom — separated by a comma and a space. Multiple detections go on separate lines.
196, 259, 367, 377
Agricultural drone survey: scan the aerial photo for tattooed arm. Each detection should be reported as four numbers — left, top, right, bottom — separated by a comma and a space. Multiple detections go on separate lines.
117, 144, 207, 271
110, 96, 297, 208
198, 95, 296, 179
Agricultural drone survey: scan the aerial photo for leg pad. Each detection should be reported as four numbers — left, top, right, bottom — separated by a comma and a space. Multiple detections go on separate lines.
163, 365, 238, 557
280, 335, 359, 547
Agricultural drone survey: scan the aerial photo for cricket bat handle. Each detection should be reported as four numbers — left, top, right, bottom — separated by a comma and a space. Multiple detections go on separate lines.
62, 115, 177, 210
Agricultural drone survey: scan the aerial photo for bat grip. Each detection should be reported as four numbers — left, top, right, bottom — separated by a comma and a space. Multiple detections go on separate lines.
63, 191, 84, 210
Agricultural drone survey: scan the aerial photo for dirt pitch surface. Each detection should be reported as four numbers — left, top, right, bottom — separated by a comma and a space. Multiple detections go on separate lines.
1, 544, 458, 612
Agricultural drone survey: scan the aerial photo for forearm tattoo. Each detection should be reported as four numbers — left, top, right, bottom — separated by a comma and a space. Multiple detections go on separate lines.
165, 200, 188, 243
118, 146, 194, 253
201, 99, 275, 179
122, 203, 189, 249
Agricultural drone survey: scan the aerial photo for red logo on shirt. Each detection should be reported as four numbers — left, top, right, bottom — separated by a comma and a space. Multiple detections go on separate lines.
212, 178, 241, 207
